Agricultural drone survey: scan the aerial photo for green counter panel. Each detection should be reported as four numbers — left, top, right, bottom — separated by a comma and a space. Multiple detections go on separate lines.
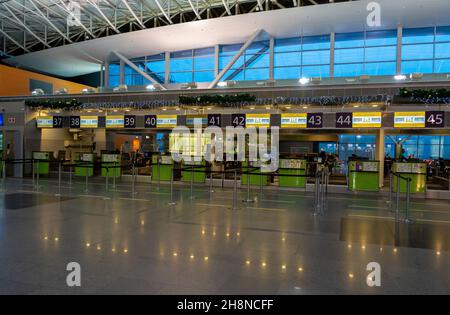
152, 164, 173, 181
393, 174, 426, 193
75, 164, 94, 177
278, 169, 306, 188
241, 167, 270, 186
348, 172, 380, 191
34, 161, 49, 175
101, 164, 121, 178
182, 166, 206, 183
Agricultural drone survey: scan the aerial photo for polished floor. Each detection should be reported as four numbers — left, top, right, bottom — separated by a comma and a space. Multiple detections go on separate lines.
0, 177, 449, 295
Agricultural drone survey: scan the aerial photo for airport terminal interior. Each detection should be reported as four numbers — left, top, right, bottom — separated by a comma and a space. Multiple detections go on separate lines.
0, 0, 449, 295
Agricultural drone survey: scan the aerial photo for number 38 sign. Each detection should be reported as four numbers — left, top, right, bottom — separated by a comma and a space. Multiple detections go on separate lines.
425, 111, 445, 128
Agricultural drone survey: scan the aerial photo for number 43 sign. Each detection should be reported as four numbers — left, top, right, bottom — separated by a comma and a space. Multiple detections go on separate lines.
425, 111, 445, 128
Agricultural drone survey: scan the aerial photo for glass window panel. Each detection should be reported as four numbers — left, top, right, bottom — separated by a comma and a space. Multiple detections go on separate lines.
274, 52, 301, 67
401, 60, 434, 74
418, 145, 440, 159
220, 44, 242, 55
171, 50, 192, 58
364, 62, 396, 75
339, 135, 356, 144
302, 35, 330, 50
170, 58, 192, 72
193, 71, 214, 82
219, 55, 244, 70
335, 48, 364, 63
170, 72, 193, 83
223, 70, 244, 81
385, 144, 395, 158
441, 136, 450, 145
402, 144, 418, 158
194, 47, 214, 56
302, 65, 330, 78
355, 135, 376, 144
246, 41, 270, 54
435, 43, 450, 59
365, 30, 397, 46
194, 56, 214, 71
402, 44, 434, 60
147, 53, 165, 61
365, 46, 397, 62
402, 27, 435, 44
302, 50, 330, 65
441, 145, 450, 159
334, 63, 364, 77
274, 67, 301, 80
436, 26, 450, 42
109, 63, 120, 76
275, 37, 302, 52
244, 68, 269, 80
399, 136, 418, 145
146, 60, 165, 73
246, 53, 270, 68
434, 59, 450, 73
335, 32, 365, 48
109, 75, 120, 87
418, 136, 440, 145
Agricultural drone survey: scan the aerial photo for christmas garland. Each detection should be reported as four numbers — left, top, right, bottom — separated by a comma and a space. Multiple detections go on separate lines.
25, 99, 83, 110
178, 94, 256, 106
398, 88, 450, 104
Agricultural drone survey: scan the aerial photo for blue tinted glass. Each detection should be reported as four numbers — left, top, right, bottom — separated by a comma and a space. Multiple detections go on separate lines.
418, 136, 440, 145
170, 58, 192, 71
403, 27, 435, 44
435, 43, 450, 58
335, 32, 365, 48
220, 44, 242, 55
442, 145, 450, 159
436, 26, 450, 42
274, 67, 301, 79
355, 135, 376, 144
302, 50, 330, 65
335, 48, 364, 63
364, 62, 396, 75
418, 145, 440, 159
193, 71, 214, 82
302, 35, 330, 50
334, 63, 364, 77
109, 63, 120, 76
219, 55, 244, 70
339, 135, 356, 144
194, 47, 214, 56
302, 65, 330, 78
246, 53, 270, 68
146, 60, 165, 73
171, 50, 192, 58
109, 75, 120, 87
441, 136, 450, 145
434, 59, 450, 73
402, 144, 418, 158
246, 41, 270, 54
385, 144, 395, 158
224, 69, 244, 81
170, 72, 193, 83
401, 60, 434, 74
274, 52, 301, 67
147, 53, 165, 61
275, 38, 302, 52
365, 30, 397, 46
365, 46, 397, 62
402, 44, 434, 60
245, 68, 269, 80
193, 57, 214, 71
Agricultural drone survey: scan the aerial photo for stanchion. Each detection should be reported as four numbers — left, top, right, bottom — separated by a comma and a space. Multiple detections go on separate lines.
312, 170, 321, 216
32, 159, 35, 187
55, 161, 62, 196
157, 157, 161, 192
85, 168, 89, 193
232, 170, 238, 210
69, 164, 72, 187
105, 165, 109, 193
1, 160, 6, 189
132, 163, 137, 196
259, 171, 263, 196
404, 179, 415, 224
209, 169, 214, 194
36, 160, 40, 191
112, 162, 116, 189
243, 168, 254, 203
395, 174, 401, 221
189, 165, 195, 200
386, 172, 393, 207
168, 167, 176, 206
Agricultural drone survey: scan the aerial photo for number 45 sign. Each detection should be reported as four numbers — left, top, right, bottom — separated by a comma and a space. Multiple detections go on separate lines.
426, 111, 445, 128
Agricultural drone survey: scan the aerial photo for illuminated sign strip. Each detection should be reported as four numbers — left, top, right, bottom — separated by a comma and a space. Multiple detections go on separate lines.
281, 113, 307, 128
352, 112, 382, 128
36, 116, 53, 128
394, 112, 425, 128
246, 114, 271, 128
106, 115, 124, 128
80, 116, 98, 128
157, 115, 177, 128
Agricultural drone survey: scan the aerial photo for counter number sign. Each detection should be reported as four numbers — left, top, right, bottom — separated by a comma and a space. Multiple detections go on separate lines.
208, 114, 221, 127
144, 115, 157, 128
425, 111, 445, 128
336, 113, 353, 128
70, 116, 80, 128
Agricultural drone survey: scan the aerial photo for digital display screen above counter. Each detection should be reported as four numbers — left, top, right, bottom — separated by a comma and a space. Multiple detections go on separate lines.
37, 116, 63, 128
352, 112, 382, 128
281, 113, 307, 128
80, 116, 98, 128
186, 115, 208, 127
106, 115, 124, 128
394, 112, 425, 128
246, 113, 271, 128
156, 115, 177, 129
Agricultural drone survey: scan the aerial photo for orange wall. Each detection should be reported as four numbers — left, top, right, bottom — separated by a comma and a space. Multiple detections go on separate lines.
0, 64, 94, 97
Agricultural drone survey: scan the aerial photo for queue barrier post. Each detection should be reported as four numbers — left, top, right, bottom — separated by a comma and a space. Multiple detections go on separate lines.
32, 159, 35, 187
105, 164, 109, 193
36, 160, 40, 191
85, 166, 89, 193
243, 168, 254, 203
190, 165, 195, 200
113, 162, 116, 189
232, 170, 238, 211
404, 178, 415, 224
395, 174, 401, 221
168, 167, 176, 206
56, 161, 62, 196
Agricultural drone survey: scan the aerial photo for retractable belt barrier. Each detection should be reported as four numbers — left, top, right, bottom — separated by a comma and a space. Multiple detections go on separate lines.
389, 171, 414, 224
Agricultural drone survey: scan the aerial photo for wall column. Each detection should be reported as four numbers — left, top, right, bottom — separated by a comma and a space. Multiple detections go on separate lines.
396, 25, 403, 74
119, 59, 125, 85
104, 60, 109, 88
330, 32, 335, 78
376, 129, 385, 188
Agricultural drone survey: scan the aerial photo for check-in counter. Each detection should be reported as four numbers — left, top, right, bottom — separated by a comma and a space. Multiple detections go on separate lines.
32, 151, 51, 175
182, 158, 206, 183
241, 160, 270, 186
151, 154, 173, 181
101, 154, 121, 178
278, 159, 307, 188
348, 160, 380, 192
74, 153, 95, 177
392, 162, 427, 193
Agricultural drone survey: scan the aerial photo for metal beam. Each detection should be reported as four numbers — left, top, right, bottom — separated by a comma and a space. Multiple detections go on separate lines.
222, 0, 232, 16
86, 0, 120, 34
2, 4, 50, 48
29, 0, 73, 43
120, 0, 146, 29
187, 0, 202, 20
113, 51, 167, 90
57, 0, 96, 39
0, 28, 30, 53
154, 0, 173, 24
208, 29, 263, 89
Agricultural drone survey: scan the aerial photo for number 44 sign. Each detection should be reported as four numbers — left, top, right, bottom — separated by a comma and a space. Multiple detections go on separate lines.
426, 111, 445, 128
